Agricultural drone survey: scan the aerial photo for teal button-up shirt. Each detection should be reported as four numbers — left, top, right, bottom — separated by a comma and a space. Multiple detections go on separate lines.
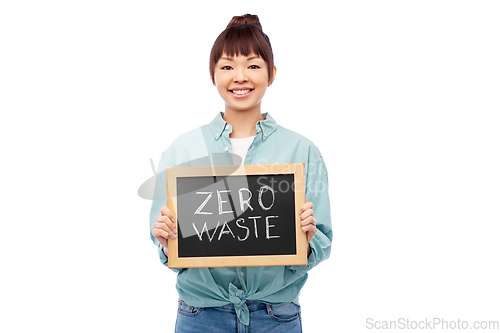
149, 112, 332, 325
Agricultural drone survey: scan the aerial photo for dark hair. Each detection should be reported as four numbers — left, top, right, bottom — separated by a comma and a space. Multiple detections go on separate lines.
209, 14, 274, 85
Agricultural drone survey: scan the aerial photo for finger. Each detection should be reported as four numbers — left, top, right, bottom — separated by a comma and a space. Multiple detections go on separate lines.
156, 215, 170, 223
152, 228, 170, 241
301, 216, 315, 227
157, 213, 176, 225
154, 222, 177, 239
155, 219, 174, 229
302, 224, 317, 236
160, 206, 175, 222
164, 219, 177, 234
152, 225, 166, 237
300, 209, 314, 221
153, 222, 169, 231
298, 201, 313, 214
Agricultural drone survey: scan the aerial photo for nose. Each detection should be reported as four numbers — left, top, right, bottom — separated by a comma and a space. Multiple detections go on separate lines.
233, 68, 248, 83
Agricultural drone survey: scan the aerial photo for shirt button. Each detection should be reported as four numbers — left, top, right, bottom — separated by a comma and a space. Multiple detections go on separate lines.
225, 147, 229, 152
241, 271, 244, 277
264, 132, 267, 136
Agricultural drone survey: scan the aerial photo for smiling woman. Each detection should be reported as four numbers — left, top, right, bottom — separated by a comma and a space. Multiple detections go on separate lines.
150, 13, 332, 333
209, 15, 274, 85
210, 15, 277, 123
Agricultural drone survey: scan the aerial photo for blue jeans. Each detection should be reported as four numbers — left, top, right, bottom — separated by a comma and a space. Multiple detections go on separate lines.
174, 300, 302, 333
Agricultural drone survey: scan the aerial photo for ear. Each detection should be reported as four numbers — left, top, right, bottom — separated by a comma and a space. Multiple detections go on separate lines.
268, 66, 277, 86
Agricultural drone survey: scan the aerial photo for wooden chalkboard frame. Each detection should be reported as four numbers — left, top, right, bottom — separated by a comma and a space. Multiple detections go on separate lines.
166, 163, 307, 268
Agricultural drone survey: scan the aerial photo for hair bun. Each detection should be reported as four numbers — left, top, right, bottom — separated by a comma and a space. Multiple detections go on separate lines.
227, 14, 263, 30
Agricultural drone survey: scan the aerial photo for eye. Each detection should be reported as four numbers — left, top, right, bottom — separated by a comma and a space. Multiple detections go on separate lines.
221, 66, 233, 70
248, 65, 260, 69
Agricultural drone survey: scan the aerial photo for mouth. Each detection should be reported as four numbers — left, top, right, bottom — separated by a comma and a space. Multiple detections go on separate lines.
229, 88, 254, 98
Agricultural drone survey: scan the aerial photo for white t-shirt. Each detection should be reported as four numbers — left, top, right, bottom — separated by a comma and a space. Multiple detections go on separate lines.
229, 136, 254, 165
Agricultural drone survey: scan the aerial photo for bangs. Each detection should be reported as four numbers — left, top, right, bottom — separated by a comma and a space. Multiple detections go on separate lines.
219, 25, 268, 59
210, 24, 274, 84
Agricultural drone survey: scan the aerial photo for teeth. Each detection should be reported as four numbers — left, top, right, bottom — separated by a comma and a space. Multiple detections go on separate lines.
232, 89, 250, 95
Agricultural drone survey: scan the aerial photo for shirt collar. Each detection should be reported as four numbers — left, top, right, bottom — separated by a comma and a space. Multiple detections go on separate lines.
209, 112, 278, 141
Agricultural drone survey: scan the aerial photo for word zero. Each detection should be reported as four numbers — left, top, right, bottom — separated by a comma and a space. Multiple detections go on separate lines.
194, 185, 275, 215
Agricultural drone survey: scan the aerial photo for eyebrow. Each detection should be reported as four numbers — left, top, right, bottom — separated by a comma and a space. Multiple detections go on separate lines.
220, 55, 261, 61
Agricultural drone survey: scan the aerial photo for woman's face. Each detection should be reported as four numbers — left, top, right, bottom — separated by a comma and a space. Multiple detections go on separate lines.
214, 53, 274, 114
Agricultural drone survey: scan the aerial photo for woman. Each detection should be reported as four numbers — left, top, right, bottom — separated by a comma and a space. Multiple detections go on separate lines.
150, 14, 332, 332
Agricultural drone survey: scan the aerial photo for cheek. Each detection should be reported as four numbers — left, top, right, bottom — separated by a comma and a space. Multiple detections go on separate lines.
214, 73, 229, 89
215, 83, 231, 102
254, 72, 270, 87
255, 78, 269, 92
214, 80, 225, 93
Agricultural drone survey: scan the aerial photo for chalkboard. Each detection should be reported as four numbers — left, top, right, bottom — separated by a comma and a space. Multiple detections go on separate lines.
166, 164, 307, 268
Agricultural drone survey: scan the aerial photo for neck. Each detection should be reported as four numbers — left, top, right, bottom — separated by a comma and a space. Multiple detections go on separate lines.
223, 108, 265, 138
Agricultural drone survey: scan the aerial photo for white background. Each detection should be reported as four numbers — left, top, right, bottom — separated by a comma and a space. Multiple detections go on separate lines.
1, 1, 499, 332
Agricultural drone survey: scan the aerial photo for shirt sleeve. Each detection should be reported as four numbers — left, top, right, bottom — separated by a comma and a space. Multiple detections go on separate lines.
288, 144, 332, 275
149, 144, 183, 273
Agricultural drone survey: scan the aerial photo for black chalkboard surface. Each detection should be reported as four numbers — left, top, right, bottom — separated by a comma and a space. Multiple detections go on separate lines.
166, 164, 306, 268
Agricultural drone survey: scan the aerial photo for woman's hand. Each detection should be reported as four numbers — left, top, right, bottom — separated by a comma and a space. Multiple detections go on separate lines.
299, 200, 316, 256
152, 206, 177, 256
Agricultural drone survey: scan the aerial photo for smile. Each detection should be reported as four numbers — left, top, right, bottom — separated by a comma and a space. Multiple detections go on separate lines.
229, 89, 254, 98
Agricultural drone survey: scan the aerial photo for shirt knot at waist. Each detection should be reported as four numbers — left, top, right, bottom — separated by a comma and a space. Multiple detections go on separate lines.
228, 283, 250, 325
